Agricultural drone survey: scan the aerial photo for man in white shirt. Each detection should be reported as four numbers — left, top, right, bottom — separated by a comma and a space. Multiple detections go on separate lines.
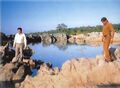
13, 27, 27, 62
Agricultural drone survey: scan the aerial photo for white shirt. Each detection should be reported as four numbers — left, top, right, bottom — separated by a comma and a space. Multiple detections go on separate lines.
13, 33, 27, 48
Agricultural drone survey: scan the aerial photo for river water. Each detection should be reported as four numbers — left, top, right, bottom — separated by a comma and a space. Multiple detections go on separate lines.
29, 43, 120, 68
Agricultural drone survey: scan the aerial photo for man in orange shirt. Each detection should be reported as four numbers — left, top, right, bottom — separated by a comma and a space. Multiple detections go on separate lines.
101, 17, 115, 62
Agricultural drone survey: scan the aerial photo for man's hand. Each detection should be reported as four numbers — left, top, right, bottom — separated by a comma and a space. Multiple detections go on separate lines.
102, 38, 103, 42
111, 38, 113, 44
13, 45, 15, 48
24, 46, 26, 50
102, 36, 105, 42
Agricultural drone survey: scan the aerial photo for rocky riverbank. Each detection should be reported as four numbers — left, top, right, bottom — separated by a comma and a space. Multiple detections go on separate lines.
18, 47, 120, 88
68, 32, 120, 45
0, 43, 52, 88
0, 32, 68, 45
1, 32, 120, 46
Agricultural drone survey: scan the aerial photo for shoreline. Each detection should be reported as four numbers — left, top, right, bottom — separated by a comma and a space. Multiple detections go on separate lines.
1, 32, 120, 46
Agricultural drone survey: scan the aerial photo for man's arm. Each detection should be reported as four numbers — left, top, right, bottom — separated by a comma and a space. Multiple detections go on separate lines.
13, 34, 17, 48
111, 29, 115, 39
109, 23, 115, 43
23, 34, 27, 49
102, 35, 104, 42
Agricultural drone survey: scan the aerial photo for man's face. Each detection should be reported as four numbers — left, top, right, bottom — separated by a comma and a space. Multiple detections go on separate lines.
17, 29, 22, 34
102, 20, 108, 26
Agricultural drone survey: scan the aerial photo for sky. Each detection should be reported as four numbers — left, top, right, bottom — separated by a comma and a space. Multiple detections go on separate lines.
1, 0, 120, 34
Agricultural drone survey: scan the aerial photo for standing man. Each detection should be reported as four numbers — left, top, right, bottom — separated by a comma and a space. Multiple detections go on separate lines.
101, 17, 115, 62
13, 27, 27, 62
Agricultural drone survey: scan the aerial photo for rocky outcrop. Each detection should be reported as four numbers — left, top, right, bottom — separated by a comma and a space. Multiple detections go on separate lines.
4, 32, 120, 46
26, 34, 41, 43
20, 48, 120, 88
0, 43, 49, 88
0, 43, 15, 66
42, 33, 52, 43
53, 33, 68, 42
68, 32, 120, 45
0, 44, 32, 88
0, 62, 31, 88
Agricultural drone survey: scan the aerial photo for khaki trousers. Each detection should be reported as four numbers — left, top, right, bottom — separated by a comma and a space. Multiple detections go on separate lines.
15, 43, 24, 59
103, 36, 111, 61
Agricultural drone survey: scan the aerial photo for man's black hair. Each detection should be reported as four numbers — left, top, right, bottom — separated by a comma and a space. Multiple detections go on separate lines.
17, 27, 22, 32
101, 17, 107, 22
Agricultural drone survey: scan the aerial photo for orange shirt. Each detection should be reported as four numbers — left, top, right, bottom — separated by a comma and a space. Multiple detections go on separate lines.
102, 22, 114, 36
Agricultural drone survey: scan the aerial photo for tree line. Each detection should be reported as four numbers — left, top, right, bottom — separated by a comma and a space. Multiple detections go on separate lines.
42, 23, 120, 35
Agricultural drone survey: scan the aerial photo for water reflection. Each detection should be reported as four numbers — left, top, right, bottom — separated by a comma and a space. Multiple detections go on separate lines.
54, 40, 68, 50
2, 40, 120, 68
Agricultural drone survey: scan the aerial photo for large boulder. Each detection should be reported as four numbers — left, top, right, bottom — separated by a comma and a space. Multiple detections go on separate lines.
42, 33, 52, 44
0, 63, 15, 81
110, 47, 120, 61
53, 33, 67, 42
0, 63, 15, 88
26, 34, 41, 43
0, 62, 32, 88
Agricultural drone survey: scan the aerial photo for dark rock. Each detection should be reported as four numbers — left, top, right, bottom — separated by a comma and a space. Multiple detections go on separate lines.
0, 32, 8, 42
26, 34, 41, 43
12, 65, 26, 82
23, 47, 33, 58
7, 34, 15, 40
46, 62, 52, 68
0, 43, 14, 65
109, 47, 120, 61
